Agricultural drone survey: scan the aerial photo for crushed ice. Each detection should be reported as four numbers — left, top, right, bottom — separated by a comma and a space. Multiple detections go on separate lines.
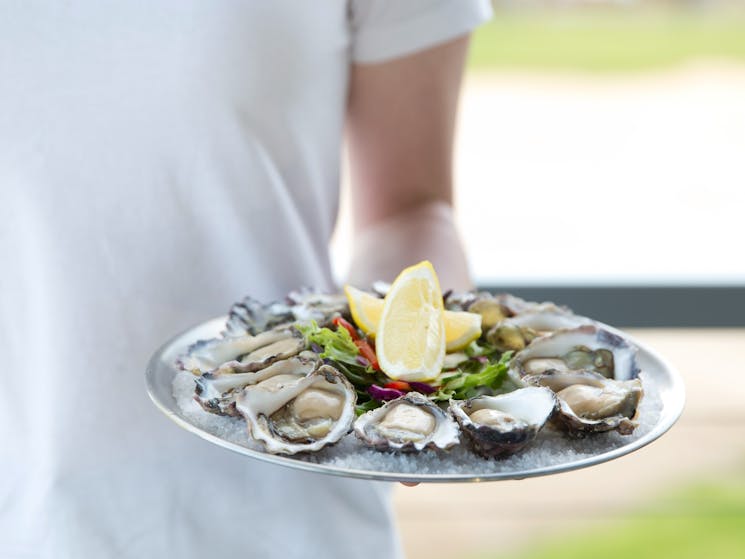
172, 371, 662, 477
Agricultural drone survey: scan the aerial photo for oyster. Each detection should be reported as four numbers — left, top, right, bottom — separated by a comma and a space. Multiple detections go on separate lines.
444, 291, 512, 313
487, 308, 594, 353
224, 290, 349, 337
236, 364, 356, 455
177, 327, 305, 375
509, 325, 640, 381
194, 352, 318, 417
286, 289, 349, 323
450, 387, 556, 458
444, 291, 573, 330
224, 296, 294, 337
445, 291, 519, 328
354, 392, 460, 452
524, 370, 643, 435
467, 296, 512, 330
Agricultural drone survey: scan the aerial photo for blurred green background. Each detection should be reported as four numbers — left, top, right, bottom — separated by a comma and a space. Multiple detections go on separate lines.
469, 3, 745, 72
474, 472, 745, 559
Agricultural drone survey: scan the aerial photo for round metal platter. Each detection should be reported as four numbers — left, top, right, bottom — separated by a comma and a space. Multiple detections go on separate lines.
146, 316, 685, 483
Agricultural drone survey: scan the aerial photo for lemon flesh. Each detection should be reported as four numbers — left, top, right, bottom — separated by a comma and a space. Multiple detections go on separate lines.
344, 284, 482, 351
442, 310, 482, 352
375, 261, 446, 382
344, 285, 383, 337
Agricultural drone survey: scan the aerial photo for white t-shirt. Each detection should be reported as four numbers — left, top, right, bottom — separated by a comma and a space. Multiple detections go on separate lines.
0, 1, 491, 557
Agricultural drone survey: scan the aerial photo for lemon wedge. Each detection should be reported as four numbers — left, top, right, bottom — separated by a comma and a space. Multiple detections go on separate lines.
344, 285, 384, 337
442, 310, 482, 352
375, 261, 445, 381
344, 283, 482, 351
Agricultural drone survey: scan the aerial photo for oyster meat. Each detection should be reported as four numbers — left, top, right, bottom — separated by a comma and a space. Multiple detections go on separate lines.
509, 325, 640, 381
445, 291, 571, 320
194, 352, 318, 417
450, 387, 556, 458
236, 364, 356, 455
354, 392, 460, 452
524, 370, 643, 435
487, 307, 594, 353
509, 325, 643, 436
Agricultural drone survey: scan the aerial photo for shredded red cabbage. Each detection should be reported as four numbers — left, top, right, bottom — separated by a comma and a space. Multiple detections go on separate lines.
368, 384, 405, 401
407, 381, 437, 394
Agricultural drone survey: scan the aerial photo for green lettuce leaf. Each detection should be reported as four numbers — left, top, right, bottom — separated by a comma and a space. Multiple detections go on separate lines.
433, 351, 513, 401
295, 320, 360, 366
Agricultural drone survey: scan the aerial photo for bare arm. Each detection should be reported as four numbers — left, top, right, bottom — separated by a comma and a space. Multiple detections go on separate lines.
345, 35, 473, 291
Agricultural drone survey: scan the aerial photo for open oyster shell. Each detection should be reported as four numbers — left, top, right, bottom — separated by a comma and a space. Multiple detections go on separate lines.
450, 387, 557, 458
444, 291, 573, 324
235, 364, 356, 455
177, 327, 306, 376
509, 324, 640, 381
524, 370, 644, 436
194, 352, 318, 417
223, 296, 295, 337
509, 325, 643, 436
487, 308, 595, 353
354, 392, 460, 453
224, 290, 348, 336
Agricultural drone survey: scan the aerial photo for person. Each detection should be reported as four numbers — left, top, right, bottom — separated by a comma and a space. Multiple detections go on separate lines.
0, 1, 491, 557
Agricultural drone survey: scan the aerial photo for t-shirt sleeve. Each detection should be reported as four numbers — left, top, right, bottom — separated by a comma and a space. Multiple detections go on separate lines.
349, 0, 493, 64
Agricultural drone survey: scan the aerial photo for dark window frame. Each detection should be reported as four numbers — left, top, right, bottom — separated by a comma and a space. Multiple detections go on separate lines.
478, 285, 745, 327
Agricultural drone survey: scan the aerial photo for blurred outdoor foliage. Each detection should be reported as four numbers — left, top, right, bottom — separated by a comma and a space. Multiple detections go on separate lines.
469, 1, 745, 71
472, 470, 745, 559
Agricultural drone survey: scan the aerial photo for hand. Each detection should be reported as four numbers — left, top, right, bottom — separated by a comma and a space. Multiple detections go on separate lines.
346, 35, 473, 291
